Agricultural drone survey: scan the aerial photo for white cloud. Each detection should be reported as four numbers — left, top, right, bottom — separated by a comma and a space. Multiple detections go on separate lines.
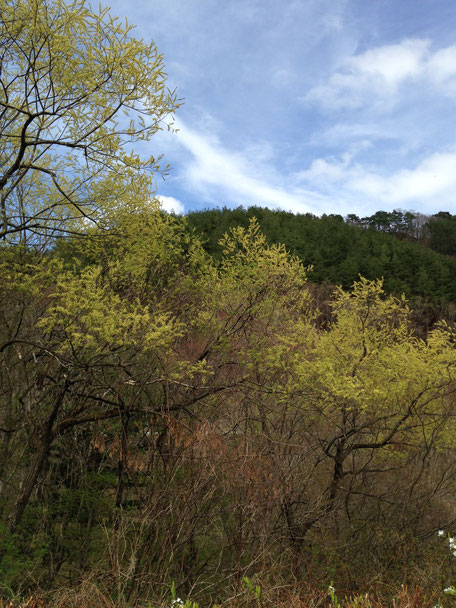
295, 154, 353, 182
173, 119, 325, 213
348, 152, 456, 205
304, 38, 456, 111
347, 39, 428, 87
425, 45, 456, 96
156, 195, 185, 214
158, 115, 456, 218
427, 45, 456, 82
293, 150, 456, 213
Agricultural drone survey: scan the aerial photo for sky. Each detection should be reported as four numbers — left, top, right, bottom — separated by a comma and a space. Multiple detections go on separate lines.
103, 0, 456, 218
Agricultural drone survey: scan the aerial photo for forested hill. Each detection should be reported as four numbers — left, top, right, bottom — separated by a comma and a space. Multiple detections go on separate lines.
186, 206, 456, 305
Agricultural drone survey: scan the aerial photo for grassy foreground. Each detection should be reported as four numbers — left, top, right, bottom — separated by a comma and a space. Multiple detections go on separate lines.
0, 578, 448, 608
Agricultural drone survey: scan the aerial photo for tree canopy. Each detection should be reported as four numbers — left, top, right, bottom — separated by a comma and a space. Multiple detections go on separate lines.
0, 0, 179, 244
186, 206, 456, 307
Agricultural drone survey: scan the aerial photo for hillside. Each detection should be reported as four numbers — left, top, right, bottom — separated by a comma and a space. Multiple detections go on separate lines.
186, 207, 456, 334
186, 206, 456, 300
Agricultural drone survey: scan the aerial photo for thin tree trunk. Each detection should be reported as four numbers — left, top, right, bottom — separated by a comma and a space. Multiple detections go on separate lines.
8, 432, 54, 533
8, 378, 68, 534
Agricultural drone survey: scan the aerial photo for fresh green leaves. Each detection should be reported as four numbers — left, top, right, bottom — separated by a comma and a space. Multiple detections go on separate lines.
0, 0, 180, 243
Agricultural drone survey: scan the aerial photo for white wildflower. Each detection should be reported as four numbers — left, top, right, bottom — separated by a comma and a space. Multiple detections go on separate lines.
438, 530, 445, 536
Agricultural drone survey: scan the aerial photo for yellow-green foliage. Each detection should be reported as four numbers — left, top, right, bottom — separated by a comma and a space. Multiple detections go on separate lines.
219, 217, 309, 293
38, 265, 184, 355
316, 280, 454, 403
198, 218, 312, 343
0, 0, 179, 240
257, 276, 456, 451
33, 211, 215, 389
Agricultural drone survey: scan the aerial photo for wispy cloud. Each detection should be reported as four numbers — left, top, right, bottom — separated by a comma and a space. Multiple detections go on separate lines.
304, 39, 456, 111
155, 113, 456, 217
172, 119, 324, 214
347, 152, 456, 207
427, 45, 456, 92
296, 150, 456, 213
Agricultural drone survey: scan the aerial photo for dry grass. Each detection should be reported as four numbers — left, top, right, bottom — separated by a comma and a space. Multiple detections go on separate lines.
0, 584, 444, 608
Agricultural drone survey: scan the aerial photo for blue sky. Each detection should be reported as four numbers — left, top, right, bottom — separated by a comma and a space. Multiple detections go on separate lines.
104, 0, 456, 217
